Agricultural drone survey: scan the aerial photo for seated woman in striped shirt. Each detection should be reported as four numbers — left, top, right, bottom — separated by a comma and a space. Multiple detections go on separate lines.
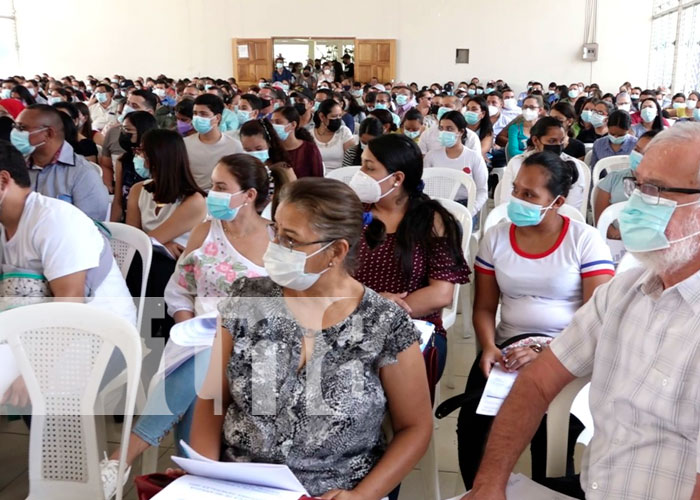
457, 151, 614, 491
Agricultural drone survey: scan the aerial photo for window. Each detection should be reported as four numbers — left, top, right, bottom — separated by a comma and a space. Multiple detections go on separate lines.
649, 0, 700, 93
0, 0, 18, 73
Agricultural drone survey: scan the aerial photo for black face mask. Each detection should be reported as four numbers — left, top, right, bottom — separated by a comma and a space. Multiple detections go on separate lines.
260, 98, 271, 109
429, 104, 440, 115
327, 118, 342, 132
303, 71, 310, 77
118, 131, 137, 152
542, 144, 563, 155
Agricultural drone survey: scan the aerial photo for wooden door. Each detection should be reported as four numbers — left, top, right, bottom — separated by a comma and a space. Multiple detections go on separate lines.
354, 39, 396, 83
232, 38, 272, 89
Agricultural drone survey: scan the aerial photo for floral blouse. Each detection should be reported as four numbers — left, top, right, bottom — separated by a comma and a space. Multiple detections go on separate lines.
217, 276, 420, 496
164, 219, 266, 317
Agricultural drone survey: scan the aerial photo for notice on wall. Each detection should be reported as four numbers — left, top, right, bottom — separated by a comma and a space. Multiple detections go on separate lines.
238, 45, 249, 58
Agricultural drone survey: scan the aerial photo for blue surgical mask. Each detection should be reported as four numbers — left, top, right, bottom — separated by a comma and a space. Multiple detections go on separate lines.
246, 149, 269, 163
438, 130, 458, 148
608, 134, 627, 145
10, 127, 47, 156
395, 95, 408, 106
0, 89, 11, 99
476, 89, 484, 95
694, 108, 700, 121
273, 123, 290, 141
463, 110, 481, 125
272, 102, 281, 111
629, 150, 643, 171
568, 90, 579, 99
133, 155, 150, 178
641, 107, 657, 123
437, 106, 452, 120
313, 101, 321, 112
619, 190, 700, 252
95, 92, 108, 104
192, 115, 214, 134
581, 110, 593, 123
590, 112, 607, 128
404, 129, 420, 140
118, 105, 135, 123
375, 102, 388, 110
48, 96, 62, 105
485, 87, 495, 94
206, 190, 244, 221
507, 196, 559, 227
467, 89, 476, 96
237, 109, 252, 124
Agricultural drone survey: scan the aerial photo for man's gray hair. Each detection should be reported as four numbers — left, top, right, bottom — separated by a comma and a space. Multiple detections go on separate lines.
616, 91, 630, 102
648, 122, 700, 182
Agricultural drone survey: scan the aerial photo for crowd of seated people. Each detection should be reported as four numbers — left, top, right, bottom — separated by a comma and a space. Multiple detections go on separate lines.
1, 66, 700, 500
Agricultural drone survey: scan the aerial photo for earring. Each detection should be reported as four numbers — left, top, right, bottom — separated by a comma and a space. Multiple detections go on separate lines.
329, 262, 334, 267
393, 182, 399, 187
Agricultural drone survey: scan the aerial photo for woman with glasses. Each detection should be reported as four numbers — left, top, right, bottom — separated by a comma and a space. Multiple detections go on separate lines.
101, 154, 288, 499
507, 95, 543, 159
577, 100, 612, 144
190, 178, 433, 499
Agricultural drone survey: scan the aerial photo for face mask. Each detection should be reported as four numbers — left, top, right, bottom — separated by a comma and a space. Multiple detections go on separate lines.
485, 87, 495, 94
507, 196, 559, 227
313, 101, 321, 112
193, 115, 214, 134
349, 170, 396, 204
503, 98, 517, 110
327, 118, 342, 132
206, 189, 244, 221
237, 109, 252, 124
568, 89, 579, 99
303, 71, 311, 77
153, 88, 167, 98
590, 113, 607, 128
580, 110, 593, 123
273, 123, 291, 141
95, 92, 108, 103
245, 149, 269, 163
259, 82, 267, 88
694, 108, 700, 121
467, 89, 476, 96
0, 89, 11, 99
617, 103, 631, 112
686, 99, 698, 109
631, 94, 640, 100
48, 96, 62, 105
673, 102, 686, 109
439, 130, 458, 148
542, 143, 563, 155
176, 119, 193, 136
522, 108, 539, 121
487, 105, 500, 117
437, 106, 452, 121
276, 62, 284, 69
282, 84, 289, 92
395, 94, 408, 106
404, 129, 420, 140
10, 127, 46, 156
204, 84, 213, 91
323, 69, 331, 75
263, 240, 334, 291
375, 102, 388, 110
619, 190, 700, 252
26, 87, 36, 96
352, 89, 363, 97
641, 107, 657, 123
476, 89, 484, 95
118, 104, 135, 123
272, 102, 281, 111
133, 155, 150, 179
609, 134, 627, 145
629, 150, 643, 171
463, 110, 481, 125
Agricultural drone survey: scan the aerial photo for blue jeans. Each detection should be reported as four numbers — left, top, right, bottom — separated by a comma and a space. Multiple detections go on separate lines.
132, 348, 211, 453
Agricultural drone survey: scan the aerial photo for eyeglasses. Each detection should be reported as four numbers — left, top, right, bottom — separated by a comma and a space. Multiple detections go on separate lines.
623, 177, 700, 204
266, 224, 333, 252
522, 105, 539, 110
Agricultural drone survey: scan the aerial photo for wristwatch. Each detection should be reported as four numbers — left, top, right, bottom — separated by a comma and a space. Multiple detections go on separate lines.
529, 343, 543, 353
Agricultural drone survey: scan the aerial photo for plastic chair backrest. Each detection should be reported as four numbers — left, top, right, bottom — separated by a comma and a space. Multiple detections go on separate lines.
483, 202, 585, 236
103, 222, 153, 333
0, 302, 141, 500
584, 142, 594, 153
596, 202, 625, 241
422, 168, 478, 215
572, 158, 591, 216
435, 198, 472, 330
593, 155, 629, 187
325, 165, 360, 184
547, 376, 591, 477
584, 150, 593, 166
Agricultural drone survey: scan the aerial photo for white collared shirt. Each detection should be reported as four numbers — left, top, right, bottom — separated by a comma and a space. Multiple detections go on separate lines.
550, 267, 700, 499
418, 124, 481, 155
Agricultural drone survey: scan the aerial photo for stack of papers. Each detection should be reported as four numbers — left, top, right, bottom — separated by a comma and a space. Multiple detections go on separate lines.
412, 319, 435, 353
447, 473, 578, 500
475, 363, 518, 416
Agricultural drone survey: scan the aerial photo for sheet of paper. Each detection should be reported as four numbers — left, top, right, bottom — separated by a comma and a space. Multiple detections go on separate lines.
475, 363, 518, 416
412, 320, 435, 353
447, 473, 578, 500
152, 474, 301, 500
169, 311, 218, 347
172, 442, 308, 495
237, 44, 249, 58
0, 344, 19, 397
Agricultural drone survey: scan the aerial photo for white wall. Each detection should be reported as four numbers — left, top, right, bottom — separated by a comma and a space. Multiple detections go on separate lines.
11, 0, 652, 93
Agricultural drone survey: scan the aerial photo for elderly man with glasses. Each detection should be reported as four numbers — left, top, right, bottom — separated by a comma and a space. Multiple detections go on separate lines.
465, 122, 700, 500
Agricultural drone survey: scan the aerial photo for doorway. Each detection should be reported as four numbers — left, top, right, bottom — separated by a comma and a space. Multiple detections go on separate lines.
273, 37, 355, 69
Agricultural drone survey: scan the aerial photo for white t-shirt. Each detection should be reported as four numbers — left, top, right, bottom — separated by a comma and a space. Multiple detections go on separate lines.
423, 146, 488, 213
474, 217, 614, 345
418, 124, 481, 155
313, 125, 353, 172
0, 192, 135, 324
499, 151, 587, 213
185, 132, 243, 191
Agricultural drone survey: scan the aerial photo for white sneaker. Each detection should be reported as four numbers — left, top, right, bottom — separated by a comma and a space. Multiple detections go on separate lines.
100, 452, 131, 500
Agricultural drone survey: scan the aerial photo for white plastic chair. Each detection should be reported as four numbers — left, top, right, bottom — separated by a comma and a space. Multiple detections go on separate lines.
583, 142, 594, 153
0, 302, 141, 500
572, 158, 591, 217
546, 375, 592, 478
325, 165, 360, 184
483, 202, 585, 235
584, 150, 593, 166
596, 202, 625, 241
422, 167, 477, 215
592, 155, 630, 187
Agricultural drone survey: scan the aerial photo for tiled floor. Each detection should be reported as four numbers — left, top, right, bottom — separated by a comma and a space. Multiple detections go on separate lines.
0, 313, 536, 500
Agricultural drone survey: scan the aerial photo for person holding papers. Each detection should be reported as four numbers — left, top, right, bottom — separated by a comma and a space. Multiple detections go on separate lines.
191, 178, 433, 499
100, 154, 288, 499
458, 151, 613, 491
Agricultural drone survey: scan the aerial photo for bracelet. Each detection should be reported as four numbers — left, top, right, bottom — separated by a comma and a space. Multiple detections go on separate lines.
529, 343, 543, 353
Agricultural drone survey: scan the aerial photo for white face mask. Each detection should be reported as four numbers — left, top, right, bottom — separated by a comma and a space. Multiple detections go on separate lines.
522, 108, 539, 121
263, 241, 334, 291
487, 105, 500, 117
349, 170, 396, 204
503, 98, 517, 110
617, 103, 631, 112
686, 99, 698, 110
